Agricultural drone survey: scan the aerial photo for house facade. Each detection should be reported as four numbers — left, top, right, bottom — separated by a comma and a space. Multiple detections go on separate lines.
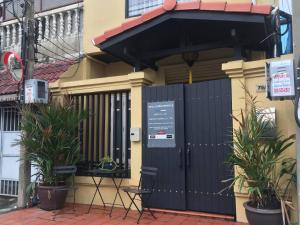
0, 0, 296, 223
48, 0, 296, 223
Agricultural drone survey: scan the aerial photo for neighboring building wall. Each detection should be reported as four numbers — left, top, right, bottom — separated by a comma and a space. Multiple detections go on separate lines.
0, 3, 83, 62
0, 1, 83, 196
222, 54, 297, 223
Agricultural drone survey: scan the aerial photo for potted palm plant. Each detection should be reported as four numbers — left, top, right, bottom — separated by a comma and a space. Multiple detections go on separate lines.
19, 96, 86, 210
226, 90, 295, 225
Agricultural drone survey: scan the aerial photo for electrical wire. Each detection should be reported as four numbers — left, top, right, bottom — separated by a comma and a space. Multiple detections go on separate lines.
34, 10, 80, 53
46, 23, 79, 53
40, 35, 79, 60
38, 23, 79, 53
36, 51, 75, 63
259, 32, 276, 45
4, 1, 83, 84
33, 2, 83, 81
36, 43, 75, 61
3, 0, 26, 24
11, 0, 23, 24
33, 3, 83, 66
3, 3, 81, 60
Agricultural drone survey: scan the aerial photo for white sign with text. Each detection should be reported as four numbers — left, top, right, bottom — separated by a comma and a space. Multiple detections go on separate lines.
267, 59, 295, 100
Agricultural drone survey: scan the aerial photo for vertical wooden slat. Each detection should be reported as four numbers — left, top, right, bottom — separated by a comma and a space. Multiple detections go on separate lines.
110, 93, 115, 159
85, 95, 89, 161
115, 93, 122, 165
112, 93, 116, 161
107, 93, 111, 158
96, 94, 100, 162
122, 92, 127, 168
101, 94, 106, 159
80, 95, 84, 160
104, 94, 109, 157
90, 94, 95, 162
125, 92, 131, 170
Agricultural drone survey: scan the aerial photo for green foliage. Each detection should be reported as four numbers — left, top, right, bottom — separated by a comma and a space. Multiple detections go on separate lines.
226, 89, 295, 209
97, 156, 117, 171
18, 97, 87, 186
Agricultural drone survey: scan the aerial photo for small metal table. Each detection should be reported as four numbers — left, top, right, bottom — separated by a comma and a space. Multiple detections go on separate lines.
86, 168, 128, 217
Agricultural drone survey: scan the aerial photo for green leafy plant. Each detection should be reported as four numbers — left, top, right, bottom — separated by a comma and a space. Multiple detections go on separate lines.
97, 156, 117, 171
225, 88, 295, 210
18, 96, 87, 186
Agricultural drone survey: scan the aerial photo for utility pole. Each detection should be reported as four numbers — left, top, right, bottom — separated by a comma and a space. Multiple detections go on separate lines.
17, 0, 35, 208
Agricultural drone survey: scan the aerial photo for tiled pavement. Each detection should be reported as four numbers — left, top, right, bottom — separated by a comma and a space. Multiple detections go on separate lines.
0, 204, 248, 225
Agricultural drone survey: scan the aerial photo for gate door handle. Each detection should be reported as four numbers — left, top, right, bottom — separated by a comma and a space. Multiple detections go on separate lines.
178, 148, 183, 168
186, 148, 191, 168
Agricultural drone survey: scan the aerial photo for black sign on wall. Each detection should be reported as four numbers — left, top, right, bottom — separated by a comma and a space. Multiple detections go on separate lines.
147, 101, 176, 148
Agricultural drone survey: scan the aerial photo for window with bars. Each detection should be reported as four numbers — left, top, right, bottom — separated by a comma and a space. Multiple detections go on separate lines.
73, 91, 131, 177
126, 0, 197, 17
0, 107, 21, 132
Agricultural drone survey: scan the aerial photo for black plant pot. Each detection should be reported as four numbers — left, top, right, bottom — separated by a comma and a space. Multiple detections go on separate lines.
244, 201, 283, 225
38, 185, 68, 211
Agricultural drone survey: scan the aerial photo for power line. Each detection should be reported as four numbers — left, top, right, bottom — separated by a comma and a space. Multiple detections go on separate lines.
37, 43, 76, 61
34, 10, 80, 53
47, 25, 79, 53
36, 51, 75, 63
3, 2, 81, 56
33, 5, 83, 67
4, 0, 24, 24
40, 35, 79, 60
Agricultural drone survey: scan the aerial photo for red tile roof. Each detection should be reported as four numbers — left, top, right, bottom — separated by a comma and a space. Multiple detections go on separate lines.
93, 0, 272, 46
0, 60, 75, 95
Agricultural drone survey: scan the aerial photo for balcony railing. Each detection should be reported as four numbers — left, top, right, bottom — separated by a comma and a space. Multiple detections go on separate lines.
0, 3, 83, 62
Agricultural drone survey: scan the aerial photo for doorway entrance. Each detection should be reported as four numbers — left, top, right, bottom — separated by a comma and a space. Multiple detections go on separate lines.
142, 78, 235, 215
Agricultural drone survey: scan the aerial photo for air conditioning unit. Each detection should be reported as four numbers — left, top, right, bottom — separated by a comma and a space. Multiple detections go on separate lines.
25, 79, 49, 104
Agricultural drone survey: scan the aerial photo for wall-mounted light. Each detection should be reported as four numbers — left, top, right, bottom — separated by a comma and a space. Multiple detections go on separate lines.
182, 52, 198, 84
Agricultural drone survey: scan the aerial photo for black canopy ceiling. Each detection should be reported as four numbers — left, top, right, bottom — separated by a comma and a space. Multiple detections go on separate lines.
96, 10, 275, 70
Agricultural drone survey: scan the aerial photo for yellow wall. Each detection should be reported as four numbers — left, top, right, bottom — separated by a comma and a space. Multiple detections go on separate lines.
83, 0, 126, 54
222, 55, 297, 223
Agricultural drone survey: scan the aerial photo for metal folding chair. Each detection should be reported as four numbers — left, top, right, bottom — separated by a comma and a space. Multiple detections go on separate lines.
52, 165, 77, 219
122, 166, 158, 224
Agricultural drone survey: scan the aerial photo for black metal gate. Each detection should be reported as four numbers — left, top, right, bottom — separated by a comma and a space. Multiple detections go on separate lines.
142, 78, 235, 215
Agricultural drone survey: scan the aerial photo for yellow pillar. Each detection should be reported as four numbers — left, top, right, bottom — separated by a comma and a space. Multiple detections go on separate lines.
128, 72, 154, 186
222, 60, 248, 223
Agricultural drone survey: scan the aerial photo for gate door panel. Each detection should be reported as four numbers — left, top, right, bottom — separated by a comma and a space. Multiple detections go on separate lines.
185, 79, 235, 215
142, 79, 235, 215
142, 84, 186, 210
0, 107, 21, 196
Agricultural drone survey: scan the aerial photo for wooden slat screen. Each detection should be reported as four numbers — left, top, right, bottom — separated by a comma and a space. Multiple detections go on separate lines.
73, 91, 131, 176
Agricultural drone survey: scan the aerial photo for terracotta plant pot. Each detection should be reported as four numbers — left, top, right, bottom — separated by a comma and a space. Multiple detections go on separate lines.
38, 185, 68, 211
244, 201, 283, 225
